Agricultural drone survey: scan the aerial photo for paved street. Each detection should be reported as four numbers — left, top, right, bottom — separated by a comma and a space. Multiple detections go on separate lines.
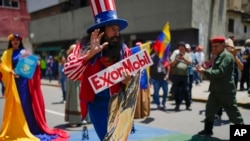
0, 79, 250, 141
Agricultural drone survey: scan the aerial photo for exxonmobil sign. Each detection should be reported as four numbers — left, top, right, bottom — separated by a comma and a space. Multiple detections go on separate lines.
88, 50, 153, 94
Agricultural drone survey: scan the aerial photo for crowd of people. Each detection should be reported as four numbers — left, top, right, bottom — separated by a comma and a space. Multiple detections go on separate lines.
157, 37, 250, 111
149, 36, 246, 136
0, 0, 249, 140
40, 55, 59, 82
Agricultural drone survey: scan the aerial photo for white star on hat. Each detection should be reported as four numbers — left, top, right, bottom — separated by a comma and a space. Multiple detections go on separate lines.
112, 14, 117, 19
96, 18, 101, 23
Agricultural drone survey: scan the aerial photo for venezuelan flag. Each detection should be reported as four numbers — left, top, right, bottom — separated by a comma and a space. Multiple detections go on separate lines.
153, 22, 171, 59
162, 43, 171, 66
130, 42, 151, 89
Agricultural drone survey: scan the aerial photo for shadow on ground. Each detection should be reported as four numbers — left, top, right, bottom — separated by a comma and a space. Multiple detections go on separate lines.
240, 103, 250, 109
54, 123, 69, 130
51, 101, 65, 105
139, 117, 155, 124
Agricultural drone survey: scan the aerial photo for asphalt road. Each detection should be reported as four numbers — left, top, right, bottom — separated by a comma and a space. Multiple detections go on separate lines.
0, 85, 250, 141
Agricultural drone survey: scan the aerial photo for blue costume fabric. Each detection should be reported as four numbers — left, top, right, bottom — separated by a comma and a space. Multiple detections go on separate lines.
12, 49, 58, 140
77, 44, 131, 140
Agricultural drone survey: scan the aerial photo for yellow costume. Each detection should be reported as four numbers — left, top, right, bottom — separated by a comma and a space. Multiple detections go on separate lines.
0, 49, 39, 141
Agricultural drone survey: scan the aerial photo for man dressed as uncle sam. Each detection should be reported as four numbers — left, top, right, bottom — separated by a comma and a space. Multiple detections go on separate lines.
63, 0, 151, 140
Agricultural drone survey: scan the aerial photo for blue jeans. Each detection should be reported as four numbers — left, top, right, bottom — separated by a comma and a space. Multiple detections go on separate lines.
60, 78, 66, 101
193, 70, 201, 84
151, 79, 168, 106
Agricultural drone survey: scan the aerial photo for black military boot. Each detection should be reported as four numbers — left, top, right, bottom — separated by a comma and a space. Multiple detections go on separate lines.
198, 120, 213, 136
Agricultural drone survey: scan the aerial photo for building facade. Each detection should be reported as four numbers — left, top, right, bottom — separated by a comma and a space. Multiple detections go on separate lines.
226, 0, 250, 47
0, 0, 31, 55
27, 0, 250, 59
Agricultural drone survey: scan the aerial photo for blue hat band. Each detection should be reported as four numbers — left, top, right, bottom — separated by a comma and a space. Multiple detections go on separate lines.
94, 10, 117, 24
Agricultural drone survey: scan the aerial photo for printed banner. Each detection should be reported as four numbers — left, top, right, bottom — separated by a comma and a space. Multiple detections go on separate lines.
88, 50, 153, 94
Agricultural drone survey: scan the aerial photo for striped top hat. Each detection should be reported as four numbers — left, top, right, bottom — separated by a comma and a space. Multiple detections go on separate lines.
87, 0, 128, 33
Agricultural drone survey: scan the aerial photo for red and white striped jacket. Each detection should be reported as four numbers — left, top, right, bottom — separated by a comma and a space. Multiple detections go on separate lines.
64, 43, 87, 81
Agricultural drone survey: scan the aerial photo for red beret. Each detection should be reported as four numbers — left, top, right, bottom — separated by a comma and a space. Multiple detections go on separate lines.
211, 36, 225, 43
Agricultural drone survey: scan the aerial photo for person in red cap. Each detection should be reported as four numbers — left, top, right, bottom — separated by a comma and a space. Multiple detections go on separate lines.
64, 0, 133, 140
196, 36, 244, 136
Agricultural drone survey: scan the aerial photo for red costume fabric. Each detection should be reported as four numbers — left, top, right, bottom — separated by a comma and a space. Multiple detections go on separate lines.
28, 66, 69, 140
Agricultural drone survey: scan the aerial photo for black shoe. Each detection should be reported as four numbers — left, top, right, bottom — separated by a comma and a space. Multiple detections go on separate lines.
77, 123, 82, 127
239, 88, 244, 91
174, 106, 180, 111
151, 101, 156, 104
215, 115, 221, 121
162, 105, 166, 110
186, 106, 192, 111
198, 130, 213, 136
157, 105, 161, 110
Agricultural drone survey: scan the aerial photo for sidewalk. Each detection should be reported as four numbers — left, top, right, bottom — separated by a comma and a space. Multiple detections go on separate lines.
190, 80, 250, 107
41, 79, 59, 87
41, 79, 250, 106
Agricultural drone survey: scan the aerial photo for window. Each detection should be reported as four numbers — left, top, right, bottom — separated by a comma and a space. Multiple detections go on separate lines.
0, 0, 19, 8
228, 18, 234, 33
244, 26, 247, 33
